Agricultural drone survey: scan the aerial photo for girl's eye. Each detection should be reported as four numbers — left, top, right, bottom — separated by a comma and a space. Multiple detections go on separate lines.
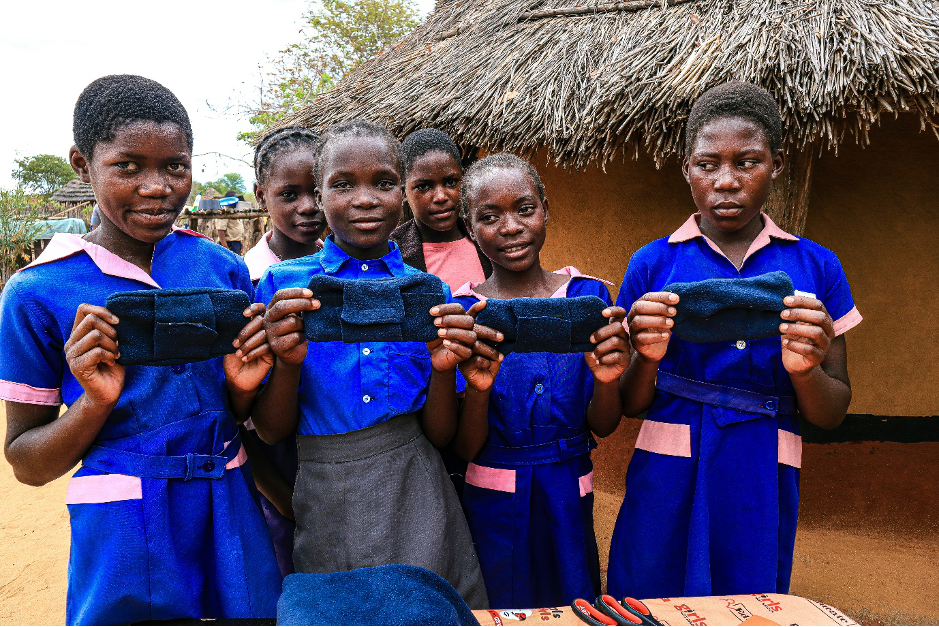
117, 162, 139, 172
414, 183, 430, 192
378, 180, 397, 191
519, 204, 535, 215
332, 181, 352, 190
697, 162, 716, 171
739, 159, 758, 168
166, 163, 188, 173
280, 191, 297, 200
445, 178, 461, 188
479, 213, 497, 223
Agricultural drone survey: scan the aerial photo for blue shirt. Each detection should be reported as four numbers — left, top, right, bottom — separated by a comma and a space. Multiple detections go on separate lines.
0, 230, 252, 449
254, 236, 453, 436
453, 268, 613, 450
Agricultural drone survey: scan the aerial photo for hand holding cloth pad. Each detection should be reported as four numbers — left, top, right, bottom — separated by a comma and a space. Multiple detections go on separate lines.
303, 273, 447, 343
664, 271, 794, 343
106, 288, 250, 366
475, 296, 608, 355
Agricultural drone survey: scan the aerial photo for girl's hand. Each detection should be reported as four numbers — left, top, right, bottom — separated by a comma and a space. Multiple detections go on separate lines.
224, 303, 274, 392
64, 304, 125, 408
627, 292, 678, 363
427, 303, 478, 372
458, 301, 504, 392
780, 295, 834, 376
263, 288, 320, 366
585, 306, 631, 383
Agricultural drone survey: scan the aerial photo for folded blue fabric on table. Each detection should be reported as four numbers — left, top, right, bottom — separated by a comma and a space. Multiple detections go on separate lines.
303, 273, 447, 343
664, 270, 794, 343
475, 296, 608, 355
106, 288, 250, 366
277, 564, 480, 626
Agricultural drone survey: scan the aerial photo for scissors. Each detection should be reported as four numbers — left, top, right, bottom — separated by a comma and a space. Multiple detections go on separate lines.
572, 598, 618, 626
595, 595, 663, 626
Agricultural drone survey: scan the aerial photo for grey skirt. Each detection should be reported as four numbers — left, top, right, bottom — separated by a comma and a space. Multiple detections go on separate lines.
293, 413, 489, 609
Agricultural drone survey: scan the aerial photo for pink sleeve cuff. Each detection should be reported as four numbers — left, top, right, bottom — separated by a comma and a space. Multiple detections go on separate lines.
832, 306, 862, 336
0, 380, 61, 406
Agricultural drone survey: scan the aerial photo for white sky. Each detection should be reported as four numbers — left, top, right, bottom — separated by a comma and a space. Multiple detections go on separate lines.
0, 0, 435, 192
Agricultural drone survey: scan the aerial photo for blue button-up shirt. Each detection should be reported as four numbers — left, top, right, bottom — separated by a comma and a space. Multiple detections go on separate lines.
254, 236, 452, 435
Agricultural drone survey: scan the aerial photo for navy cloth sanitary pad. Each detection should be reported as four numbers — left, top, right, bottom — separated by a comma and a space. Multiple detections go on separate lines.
277, 564, 480, 626
475, 296, 608, 355
664, 271, 794, 343
107, 288, 250, 366
303, 273, 447, 343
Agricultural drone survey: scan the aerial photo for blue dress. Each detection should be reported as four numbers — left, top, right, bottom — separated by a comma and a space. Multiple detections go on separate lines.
0, 231, 281, 625
607, 214, 862, 599
453, 268, 611, 608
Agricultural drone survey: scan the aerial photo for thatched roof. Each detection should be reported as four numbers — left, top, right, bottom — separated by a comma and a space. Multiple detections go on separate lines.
51, 178, 95, 204
285, 0, 939, 168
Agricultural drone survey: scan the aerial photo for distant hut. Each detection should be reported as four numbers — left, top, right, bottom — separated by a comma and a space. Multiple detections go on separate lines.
287, 0, 939, 423
50, 177, 96, 220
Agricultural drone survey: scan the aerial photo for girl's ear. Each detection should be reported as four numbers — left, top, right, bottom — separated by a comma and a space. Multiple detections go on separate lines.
771, 149, 785, 181
681, 158, 692, 184
314, 186, 324, 211
69, 146, 91, 183
542, 197, 550, 226
254, 181, 265, 210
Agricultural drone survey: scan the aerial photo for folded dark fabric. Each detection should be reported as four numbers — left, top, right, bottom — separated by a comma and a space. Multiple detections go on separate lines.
106, 288, 250, 366
475, 296, 608, 355
303, 273, 447, 343
277, 564, 480, 626
664, 271, 794, 343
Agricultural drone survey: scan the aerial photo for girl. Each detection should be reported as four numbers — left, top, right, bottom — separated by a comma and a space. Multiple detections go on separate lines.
391, 128, 492, 290
0, 75, 281, 624
241, 126, 325, 578
452, 153, 630, 608
250, 120, 490, 608
608, 81, 862, 598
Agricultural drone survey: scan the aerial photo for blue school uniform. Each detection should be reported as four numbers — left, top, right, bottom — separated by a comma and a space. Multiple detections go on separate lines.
453, 267, 610, 608
253, 236, 453, 436
607, 214, 862, 599
0, 231, 281, 625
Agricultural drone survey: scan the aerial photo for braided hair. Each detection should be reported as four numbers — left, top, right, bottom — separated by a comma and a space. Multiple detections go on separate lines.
73, 75, 192, 159
254, 126, 321, 185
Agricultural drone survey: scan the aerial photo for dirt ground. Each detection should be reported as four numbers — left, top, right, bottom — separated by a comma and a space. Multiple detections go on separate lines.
1, 405, 937, 626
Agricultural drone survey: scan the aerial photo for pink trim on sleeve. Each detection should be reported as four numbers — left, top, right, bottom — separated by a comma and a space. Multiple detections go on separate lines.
832, 306, 862, 336
65, 474, 142, 504
244, 231, 281, 282
465, 463, 516, 493
777, 429, 803, 468
0, 380, 61, 406
224, 439, 249, 470
578, 471, 594, 497
634, 419, 692, 458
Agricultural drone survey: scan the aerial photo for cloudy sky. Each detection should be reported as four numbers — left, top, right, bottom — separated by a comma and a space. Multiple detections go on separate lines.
1, 0, 434, 191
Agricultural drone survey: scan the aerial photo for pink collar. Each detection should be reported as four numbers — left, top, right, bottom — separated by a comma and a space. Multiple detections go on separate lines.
23, 229, 204, 288
453, 266, 611, 299
668, 212, 798, 266
244, 231, 280, 282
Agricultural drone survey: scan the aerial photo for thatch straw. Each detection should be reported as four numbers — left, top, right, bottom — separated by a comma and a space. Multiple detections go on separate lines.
283, 0, 939, 170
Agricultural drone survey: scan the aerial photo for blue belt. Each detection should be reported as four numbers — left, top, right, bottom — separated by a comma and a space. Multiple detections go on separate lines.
476, 432, 595, 466
82, 432, 242, 480
655, 370, 797, 418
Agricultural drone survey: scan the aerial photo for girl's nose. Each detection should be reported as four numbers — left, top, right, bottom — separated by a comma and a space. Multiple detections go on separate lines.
499, 214, 524, 235
138, 173, 171, 196
352, 187, 379, 208
714, 165, 741, 190
432, 185, 448, 203
296, 197, 320, 215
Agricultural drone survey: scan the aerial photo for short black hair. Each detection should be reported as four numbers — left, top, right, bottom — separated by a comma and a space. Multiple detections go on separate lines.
401, 128, 462, 176
461, 153, 546, 219
73, 75, 193, 159
313, 119, 403, 186
685, 81, 782, 155
254, 126, 321, 185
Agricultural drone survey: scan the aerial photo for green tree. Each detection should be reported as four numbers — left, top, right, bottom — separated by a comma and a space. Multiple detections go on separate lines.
212, 173, 247, 194
240, 0, 420, 143
12, 154, 75, 198
0, 188, 46, 286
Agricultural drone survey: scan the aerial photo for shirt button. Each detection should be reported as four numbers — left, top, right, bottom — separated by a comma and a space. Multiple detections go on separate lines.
534, 383, 545, 395
361, 263, 369, 271
171, 364, 186, 374
362, 348, 371, 356
363, 394, 371, 403
735, 340, 747, 350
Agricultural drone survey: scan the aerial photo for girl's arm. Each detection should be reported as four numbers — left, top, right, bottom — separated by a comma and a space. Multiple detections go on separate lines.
250, 288, 319, 445
618, 292, 679, 416
224, 303, 274, 422
454, 302, 503, 461
5, 304, 124, 486
780, 295, 851, 429
420, 303, 484, 448
585, 307, 630, 437
240, 426, 294, 520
